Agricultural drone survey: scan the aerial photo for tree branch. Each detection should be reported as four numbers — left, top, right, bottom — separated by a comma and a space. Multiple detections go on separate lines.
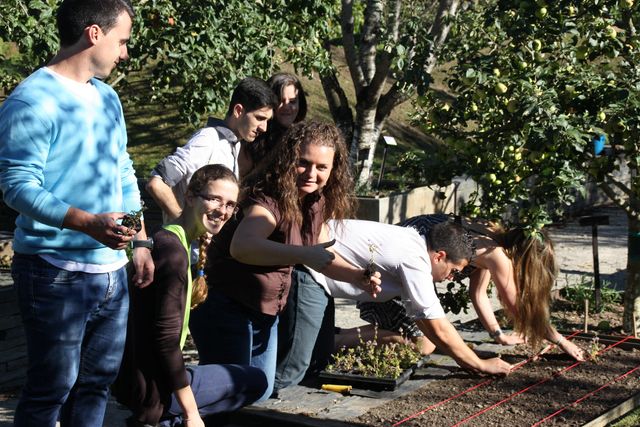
425, 0, 461, 72
319, 67, 354, 141
364, 0, 402, 109
360, 0, 384, 83
599, 179, 634, 217
341, 0, 366, 93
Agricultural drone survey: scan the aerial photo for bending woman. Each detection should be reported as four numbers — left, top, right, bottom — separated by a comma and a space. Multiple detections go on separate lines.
113, 165, 267, 427
355, 213, 586, 361
190, 121, 378, 401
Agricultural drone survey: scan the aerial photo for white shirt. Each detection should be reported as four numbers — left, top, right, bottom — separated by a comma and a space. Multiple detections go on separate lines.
309, 219, 446, 320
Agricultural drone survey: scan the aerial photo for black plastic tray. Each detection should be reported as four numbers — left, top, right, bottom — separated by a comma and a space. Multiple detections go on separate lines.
318, 356, 429, 391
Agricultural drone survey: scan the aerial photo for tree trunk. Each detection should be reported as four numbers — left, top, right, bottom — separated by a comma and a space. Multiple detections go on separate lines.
623, 212, 640, 335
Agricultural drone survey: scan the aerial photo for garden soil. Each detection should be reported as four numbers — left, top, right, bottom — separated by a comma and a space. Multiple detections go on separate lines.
356, 342, 640, 427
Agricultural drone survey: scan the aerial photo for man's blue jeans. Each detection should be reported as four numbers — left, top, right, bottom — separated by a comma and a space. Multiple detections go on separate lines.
189, 290, 278, 402
11, 253, 129, 427
274, 267, 334, 391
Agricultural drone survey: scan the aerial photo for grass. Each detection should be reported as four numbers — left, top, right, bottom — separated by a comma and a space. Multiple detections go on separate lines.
611, 407, 640, 427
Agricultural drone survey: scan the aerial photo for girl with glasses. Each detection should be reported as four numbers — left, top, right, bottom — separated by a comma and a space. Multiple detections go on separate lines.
113, 165, 267, 427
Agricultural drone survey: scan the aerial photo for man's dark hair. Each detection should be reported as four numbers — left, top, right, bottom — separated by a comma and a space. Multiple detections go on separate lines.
57, 0, 134, 47
426, 222, 473, 263
226, 77, 278, 116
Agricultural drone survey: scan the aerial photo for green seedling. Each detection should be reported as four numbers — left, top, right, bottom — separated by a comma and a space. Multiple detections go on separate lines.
120, 202, 146, 233
589, 334, 601, 362
326, 326, 421, 379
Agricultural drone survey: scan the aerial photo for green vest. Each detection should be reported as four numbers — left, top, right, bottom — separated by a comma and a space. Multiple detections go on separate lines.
163, 224, 193, 350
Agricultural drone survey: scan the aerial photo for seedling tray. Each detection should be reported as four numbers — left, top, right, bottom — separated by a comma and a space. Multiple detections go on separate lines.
318, 356, 429, 391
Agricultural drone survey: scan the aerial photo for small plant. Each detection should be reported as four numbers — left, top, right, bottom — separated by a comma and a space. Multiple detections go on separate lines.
120, 202, 146, 233
560, 276, 621, 314
588, 333, 602, 362
326, 326, 421, 379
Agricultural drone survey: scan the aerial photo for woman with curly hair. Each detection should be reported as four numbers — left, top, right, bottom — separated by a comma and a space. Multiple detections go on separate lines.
353, 214, 586, 361
189, 121, 379, 401
113, 165, 268, 427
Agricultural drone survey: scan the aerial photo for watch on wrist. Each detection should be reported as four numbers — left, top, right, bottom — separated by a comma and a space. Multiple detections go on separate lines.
131, 238, 153, 250
489, 328, 503, 339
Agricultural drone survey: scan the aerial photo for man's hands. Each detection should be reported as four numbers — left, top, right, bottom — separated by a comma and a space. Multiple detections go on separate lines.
63, 208, 137, 249
478, 357, 512, 376
360, 269, 382, 298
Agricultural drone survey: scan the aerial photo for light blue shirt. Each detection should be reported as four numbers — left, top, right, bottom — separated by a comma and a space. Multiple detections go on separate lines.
0, 68, 141, 264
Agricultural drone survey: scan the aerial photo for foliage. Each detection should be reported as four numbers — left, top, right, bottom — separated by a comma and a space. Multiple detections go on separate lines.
438, 280, 471, 315
0, 0, 58, 91
0, 0, 316, 125
412, 0, 640, 231
326, 327, 421, 379
125, 0, 290, 124
560, 276, 622, 314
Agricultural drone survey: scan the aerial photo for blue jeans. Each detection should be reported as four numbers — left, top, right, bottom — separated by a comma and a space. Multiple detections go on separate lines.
157, 364, 268, 426
189, 290, 278, 402
11, 253, 129, 427
274, 267, 333, 391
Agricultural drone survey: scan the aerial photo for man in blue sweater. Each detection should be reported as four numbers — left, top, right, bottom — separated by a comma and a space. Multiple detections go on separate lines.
0, 0, 153, 425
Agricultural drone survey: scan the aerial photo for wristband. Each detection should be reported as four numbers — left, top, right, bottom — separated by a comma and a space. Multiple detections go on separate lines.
553, 335, 565, 345
131, 238, 153, 250
489, 328, 503, 339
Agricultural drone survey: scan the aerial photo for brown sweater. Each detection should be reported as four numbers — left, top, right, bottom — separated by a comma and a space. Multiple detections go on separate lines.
112, 228, 190, 424
207, 193, 325, 316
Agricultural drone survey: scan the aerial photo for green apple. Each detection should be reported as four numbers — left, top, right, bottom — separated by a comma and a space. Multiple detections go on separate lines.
536, 7, 548, 18
605, 26, 617, 39
597, 111, 606, 122
506, 99, 518, 113
470, 102, 479, 112
495, 83, 508, 95
568, 5, 576, 16
518, 60, 529, 70
619, 0, 634, 9
488, 173, 497, 182
493, 68, 501, 77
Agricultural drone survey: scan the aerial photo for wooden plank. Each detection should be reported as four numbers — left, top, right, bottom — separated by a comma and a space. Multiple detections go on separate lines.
560, 331, 640, 351
583, 392, 640, 427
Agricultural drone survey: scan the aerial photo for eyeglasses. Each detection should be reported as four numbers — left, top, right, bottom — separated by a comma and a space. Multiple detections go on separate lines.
197, 194, 239, 214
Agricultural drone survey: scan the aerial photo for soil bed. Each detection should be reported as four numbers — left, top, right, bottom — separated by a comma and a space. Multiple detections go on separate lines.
356, 339, 640, 426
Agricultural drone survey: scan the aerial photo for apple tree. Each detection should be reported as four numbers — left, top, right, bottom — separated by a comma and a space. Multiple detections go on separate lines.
413, 0, 640, 332
282, 0, 464, 189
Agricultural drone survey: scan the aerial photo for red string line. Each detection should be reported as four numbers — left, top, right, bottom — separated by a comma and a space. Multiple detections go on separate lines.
392, 331, 581, 426
531, 364, 640, 426
448, 335, 634, 427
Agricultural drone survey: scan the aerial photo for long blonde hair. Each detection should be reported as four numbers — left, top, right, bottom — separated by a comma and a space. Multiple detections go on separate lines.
491, 225, 558, 350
